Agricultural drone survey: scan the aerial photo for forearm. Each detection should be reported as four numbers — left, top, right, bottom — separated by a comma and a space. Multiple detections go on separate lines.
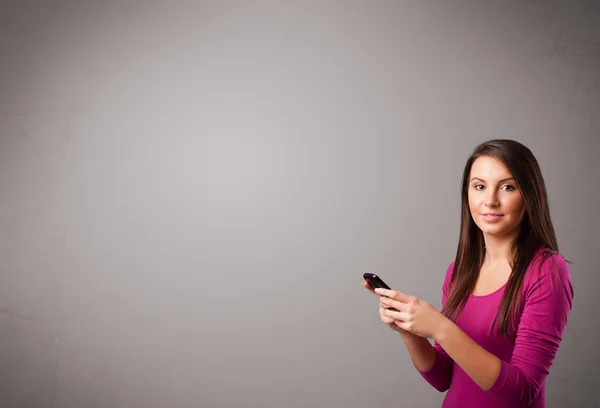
435, 318, 501, 390
399, 331, 436, 372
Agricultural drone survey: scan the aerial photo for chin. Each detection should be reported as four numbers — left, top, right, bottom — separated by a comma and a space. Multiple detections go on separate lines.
481, 229, 508, 237
476, 222, 510, 237
479, 224, 520, 240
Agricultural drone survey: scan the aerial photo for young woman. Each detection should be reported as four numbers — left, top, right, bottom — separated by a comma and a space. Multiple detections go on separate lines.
363, 139, 573, 408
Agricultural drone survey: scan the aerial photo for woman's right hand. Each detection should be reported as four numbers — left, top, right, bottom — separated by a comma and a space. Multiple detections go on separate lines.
362, 280, 406, 334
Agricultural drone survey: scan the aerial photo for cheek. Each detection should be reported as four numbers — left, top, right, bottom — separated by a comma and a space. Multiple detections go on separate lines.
468, 193, 484, 215
467, 191, 477, 209
517, 202, 526, 221
468, 193, 483, 222
505, 196, 525, 218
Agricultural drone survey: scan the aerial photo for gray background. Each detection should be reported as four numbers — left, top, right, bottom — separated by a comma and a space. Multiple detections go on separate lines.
0, 1, 599, 407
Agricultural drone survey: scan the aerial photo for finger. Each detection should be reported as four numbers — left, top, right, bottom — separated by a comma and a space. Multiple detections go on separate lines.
379, 308, 395, 324
373, 288, 411, 302
379, 296, 408, 312
394, 320, 411, 332
363, 281, 379, 295
382, 308, 410, 322
379, 302, 401, 312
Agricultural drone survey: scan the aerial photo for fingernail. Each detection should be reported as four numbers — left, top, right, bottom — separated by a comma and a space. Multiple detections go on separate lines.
374, 288, 381, 293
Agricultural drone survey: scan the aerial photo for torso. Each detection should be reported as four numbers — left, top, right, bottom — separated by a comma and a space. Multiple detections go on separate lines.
443, 285, 520, 408
441, 248, 562, 408
472, 262, 512, 296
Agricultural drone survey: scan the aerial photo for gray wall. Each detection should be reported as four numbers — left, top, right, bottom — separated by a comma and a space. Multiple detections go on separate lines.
0, 1, 598, 407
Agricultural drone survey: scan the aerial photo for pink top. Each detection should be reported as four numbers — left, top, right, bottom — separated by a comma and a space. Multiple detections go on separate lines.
418, 251, 573, 408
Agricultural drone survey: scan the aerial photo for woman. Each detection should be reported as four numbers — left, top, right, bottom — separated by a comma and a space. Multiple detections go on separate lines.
363, 139, 573, 408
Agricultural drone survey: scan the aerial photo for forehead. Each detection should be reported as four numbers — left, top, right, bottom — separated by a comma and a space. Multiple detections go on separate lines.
470, 156, 513, 180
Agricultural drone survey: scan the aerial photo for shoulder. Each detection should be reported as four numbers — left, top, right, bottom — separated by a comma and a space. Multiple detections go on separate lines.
523, 249, 573, 305
525, 249, 571, 285
517, 249, 574, 334
442, 261, 456, 293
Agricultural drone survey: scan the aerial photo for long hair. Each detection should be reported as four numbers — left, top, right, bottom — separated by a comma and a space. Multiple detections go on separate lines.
441, 139, 560, 337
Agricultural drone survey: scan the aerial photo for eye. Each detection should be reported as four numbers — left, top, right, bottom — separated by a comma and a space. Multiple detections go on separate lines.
502, 185, 516, 191
473, 184, 485, 191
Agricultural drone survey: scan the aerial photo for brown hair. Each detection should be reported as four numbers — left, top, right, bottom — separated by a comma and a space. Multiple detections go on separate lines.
442, 139, 560, 337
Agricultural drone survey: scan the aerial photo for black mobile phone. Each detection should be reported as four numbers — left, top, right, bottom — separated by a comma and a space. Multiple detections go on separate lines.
363, 273, 398, 311
363, 273, 391, 290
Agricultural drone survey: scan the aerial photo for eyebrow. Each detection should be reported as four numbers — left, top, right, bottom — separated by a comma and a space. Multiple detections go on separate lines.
470, 177, 515, 183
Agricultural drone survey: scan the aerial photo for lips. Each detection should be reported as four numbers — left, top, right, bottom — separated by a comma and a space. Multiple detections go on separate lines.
481, 213, 504, 221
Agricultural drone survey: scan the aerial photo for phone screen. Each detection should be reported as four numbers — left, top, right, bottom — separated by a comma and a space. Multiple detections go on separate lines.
363, 273, 391, 290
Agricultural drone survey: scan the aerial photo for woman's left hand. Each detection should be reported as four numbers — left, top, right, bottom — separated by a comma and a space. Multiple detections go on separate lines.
375, 287, 448, 341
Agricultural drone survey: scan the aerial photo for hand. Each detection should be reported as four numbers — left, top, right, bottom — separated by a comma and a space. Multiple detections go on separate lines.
362, 280, 407, 334
374, 287, 448, 340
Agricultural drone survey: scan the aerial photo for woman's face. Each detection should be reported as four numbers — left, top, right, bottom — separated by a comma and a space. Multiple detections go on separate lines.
468, 156, 526, 239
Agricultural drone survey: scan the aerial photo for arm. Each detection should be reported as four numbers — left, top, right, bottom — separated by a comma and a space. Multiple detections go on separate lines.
413, 263, 455, 392
399, 331, 436, 371
411, 332, 455, 392
434, 319, 501, 390
434, 254, 573, 405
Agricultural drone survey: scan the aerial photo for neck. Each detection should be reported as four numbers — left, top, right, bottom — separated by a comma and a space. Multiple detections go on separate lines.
483, 232, 518, 267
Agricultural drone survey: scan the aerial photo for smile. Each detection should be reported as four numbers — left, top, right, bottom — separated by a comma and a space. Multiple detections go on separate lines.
481, 213, 504, 221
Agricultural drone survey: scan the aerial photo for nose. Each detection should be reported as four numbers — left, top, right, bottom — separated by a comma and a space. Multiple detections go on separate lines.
485, 190, 500, 208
